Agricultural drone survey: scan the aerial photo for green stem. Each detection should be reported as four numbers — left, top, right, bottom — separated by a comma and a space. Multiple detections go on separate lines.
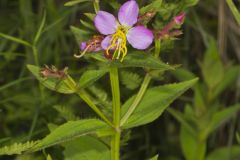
111, 131, 120, 160
195, 139, 206, 160
226, 0, 240, 25
32, 46, 39, 66
120, 40, 161, 126
77, 90, 113, 127
62, 70, 113, 127
28, 45, 41, 139
109, 67, 121, 160
120, 74, 151, 126
154, 39, 161, 58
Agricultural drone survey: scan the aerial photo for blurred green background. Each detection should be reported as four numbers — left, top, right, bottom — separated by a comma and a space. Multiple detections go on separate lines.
0, 0, 240, 159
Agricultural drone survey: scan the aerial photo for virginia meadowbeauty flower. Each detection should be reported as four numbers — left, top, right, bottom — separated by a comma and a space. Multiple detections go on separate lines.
94, 0, 154, 61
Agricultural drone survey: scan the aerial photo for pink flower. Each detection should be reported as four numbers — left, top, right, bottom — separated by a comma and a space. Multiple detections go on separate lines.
94, 0, 154, 61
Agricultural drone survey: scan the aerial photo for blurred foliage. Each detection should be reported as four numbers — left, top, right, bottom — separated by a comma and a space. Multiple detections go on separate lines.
0, 0, 240, 160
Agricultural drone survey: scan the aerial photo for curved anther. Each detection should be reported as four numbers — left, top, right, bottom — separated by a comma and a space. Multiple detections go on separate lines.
74, 45, 91, 58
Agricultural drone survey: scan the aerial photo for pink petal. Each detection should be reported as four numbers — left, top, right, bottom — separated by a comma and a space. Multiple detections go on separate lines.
118, 0, 139, 27
94, 11, 118, 35
127, 26, 153, 50
80, 42, 87, 51
101, 35, 112, 50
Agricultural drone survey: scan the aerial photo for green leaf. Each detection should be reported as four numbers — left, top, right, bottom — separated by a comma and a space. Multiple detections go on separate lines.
0, 77, 31, 91
212, 65, 240, 99
182, 0, 199, 8
64, 0, 91, 6
203, 104, 240, 137
27, 65, 75, 94
201, 39, 224, 89
78, 69, 107, 89
172, 68, 197, 81
149, 155, 159, 160
121, 78, 198, 129
47, 154, 53, 160
180, 124, 206, 160
0, 32, 32, 47
206, 146, 240, 160
226, 0, 240, 25
33, 11, 46, 45
180, 104, 206, 160
140, 0, 163, 14
120, 71, 142, 90
70, 26, 91, 43
0, 141, 39, 155
109, 1, 121, 10
80, 19, 95, 30
167, 107, 195, 135
91, 51, 175, 70
63, 136, 110, 160
31, 119, 109, 151
84, 13, 96, 21
172, 68, 206, 112
237, 132, 240, 143
53, 105, 79, 121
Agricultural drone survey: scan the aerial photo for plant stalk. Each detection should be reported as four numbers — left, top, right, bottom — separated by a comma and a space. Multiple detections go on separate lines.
120, 74, 151, 126
226, 0, 240, 25
120, 40, 161, 126
109, 67, 121, 160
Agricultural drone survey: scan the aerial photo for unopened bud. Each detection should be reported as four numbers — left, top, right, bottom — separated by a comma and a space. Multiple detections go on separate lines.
174, 12, 186, 25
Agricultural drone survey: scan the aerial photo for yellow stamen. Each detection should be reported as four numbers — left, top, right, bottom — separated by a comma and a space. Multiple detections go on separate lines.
106, 27, 128, 62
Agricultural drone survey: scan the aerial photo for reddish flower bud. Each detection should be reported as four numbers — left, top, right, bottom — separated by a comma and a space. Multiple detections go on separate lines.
174, 12, 186, 25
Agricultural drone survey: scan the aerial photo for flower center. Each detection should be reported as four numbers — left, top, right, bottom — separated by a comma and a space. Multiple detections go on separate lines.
106, 26, 128, 62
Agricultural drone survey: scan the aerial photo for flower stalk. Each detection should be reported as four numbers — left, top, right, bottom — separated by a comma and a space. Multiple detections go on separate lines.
120, 40, 161, 126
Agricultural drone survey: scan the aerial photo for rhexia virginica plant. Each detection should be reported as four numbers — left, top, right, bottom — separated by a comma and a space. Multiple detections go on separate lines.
0, 0, 199, 159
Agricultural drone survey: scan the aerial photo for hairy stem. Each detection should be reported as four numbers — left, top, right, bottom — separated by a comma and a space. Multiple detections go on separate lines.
109, 67, 121, 160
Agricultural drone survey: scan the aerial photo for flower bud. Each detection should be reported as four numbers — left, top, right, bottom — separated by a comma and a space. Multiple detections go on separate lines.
174, 12, 186, 25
